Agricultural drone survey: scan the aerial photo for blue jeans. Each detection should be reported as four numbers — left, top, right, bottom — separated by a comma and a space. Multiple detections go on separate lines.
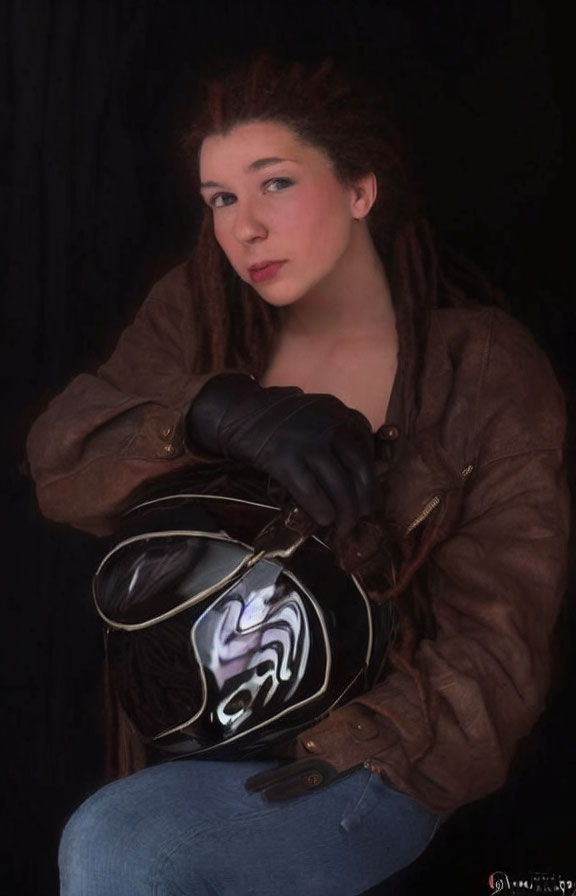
59, 759, 441, 895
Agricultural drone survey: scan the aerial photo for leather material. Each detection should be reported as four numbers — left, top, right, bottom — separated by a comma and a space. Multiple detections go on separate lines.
245, 758, 354, 801
185, 372, 377, 535
26, 261, 570, 812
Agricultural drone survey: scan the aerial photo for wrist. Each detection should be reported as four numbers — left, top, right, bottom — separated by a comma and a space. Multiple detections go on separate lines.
185, 372, 259, 455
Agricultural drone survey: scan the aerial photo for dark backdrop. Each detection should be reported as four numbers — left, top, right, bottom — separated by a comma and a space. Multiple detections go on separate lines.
3, 2, 574, 894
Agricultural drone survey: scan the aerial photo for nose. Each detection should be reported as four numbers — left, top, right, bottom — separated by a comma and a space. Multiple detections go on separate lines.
232, 199, 268, 244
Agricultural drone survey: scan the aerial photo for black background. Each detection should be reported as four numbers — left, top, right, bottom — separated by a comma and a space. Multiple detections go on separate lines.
3, 1, 574, 894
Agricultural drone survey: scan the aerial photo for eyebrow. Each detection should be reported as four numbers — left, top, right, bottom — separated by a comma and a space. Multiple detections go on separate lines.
200, 157, 294, 190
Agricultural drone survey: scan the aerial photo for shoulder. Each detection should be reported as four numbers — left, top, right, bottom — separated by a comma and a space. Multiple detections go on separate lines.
428, 306, 566, 460
431, 305, 541, 365
98, 258, 199, 385
143, 259, 193, 310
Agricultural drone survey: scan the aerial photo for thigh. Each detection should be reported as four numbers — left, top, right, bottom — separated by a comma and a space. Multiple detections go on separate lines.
59, 759, 441, 896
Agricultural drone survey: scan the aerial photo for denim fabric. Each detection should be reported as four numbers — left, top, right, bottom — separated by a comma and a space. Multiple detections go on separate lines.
59, 759, 441, 895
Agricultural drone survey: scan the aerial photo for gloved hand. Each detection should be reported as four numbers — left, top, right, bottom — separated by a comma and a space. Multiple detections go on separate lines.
244, 704, 391, 802
185, 372, 378, 536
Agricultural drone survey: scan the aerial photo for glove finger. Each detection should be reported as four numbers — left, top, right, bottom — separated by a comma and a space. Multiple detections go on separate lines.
245, 759, 340, 801
305, 451, 360, 537
334, 438, 378, 519
272, 463, 337, 528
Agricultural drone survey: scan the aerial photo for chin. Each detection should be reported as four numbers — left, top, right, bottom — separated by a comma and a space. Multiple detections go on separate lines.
258, 294, 302, 309
253, 274, 331, 309
251, 284, 304, 308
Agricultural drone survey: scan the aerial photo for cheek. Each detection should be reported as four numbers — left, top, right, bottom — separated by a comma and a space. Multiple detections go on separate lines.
213, 219, 239, 266
213, 218, 229, 250
291, 189, 337, 230
293, 191, 352, 258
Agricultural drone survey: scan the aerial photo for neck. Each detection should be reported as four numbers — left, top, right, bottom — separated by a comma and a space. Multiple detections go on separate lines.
281, 222, 395, 342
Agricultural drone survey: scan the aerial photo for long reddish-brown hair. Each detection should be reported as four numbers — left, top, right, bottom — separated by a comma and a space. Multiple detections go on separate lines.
179, 54, 498, 414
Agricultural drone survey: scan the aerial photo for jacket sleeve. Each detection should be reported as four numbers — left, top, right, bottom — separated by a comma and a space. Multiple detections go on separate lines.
293, 316, 570, 814
26, 263, 218, 535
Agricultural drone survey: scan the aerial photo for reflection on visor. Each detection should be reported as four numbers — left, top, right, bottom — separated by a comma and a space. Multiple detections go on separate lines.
193, 560, 311, 736
95, 535, 251, 626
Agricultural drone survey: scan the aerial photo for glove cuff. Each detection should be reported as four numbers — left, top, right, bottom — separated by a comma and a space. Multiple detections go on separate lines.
185, 372, 258, 455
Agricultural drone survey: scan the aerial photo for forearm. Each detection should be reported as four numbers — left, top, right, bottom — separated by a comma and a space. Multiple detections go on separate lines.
27, 372, 214, 534
26, 261, 234, 533
288, 447, 570, 813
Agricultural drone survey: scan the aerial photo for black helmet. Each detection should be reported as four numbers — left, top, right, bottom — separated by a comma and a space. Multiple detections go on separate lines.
93, 477, 396, 762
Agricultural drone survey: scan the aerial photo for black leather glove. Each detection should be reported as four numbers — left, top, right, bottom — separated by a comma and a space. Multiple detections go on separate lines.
244, 704, 390, 802
185, 372, 378, 536
245, 758, 354, 802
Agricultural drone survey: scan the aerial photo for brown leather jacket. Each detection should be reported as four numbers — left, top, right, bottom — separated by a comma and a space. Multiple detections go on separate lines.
26, 262, 570, 813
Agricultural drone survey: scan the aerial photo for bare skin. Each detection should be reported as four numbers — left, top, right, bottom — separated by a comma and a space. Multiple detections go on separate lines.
259, 221, 397, 430
261, 333, 396, 432
199, 122, 398, 429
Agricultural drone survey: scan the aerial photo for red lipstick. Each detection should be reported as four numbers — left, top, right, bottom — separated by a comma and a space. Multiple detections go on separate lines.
248, 261, 286, 283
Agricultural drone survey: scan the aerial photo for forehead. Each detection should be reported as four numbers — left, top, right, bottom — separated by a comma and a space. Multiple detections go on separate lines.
199, 120, 332, 178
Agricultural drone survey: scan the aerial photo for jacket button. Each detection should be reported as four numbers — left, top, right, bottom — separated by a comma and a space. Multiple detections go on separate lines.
162, 444, 176, 456
377, 424, 399, 441
303, 739, 318, 752
160, 425, 174, 440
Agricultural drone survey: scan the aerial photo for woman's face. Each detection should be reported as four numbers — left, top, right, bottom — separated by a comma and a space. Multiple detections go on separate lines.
199, 121, 373, 308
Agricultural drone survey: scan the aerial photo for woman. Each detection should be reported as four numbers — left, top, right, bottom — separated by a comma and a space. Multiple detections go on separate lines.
27, 55, 569, 895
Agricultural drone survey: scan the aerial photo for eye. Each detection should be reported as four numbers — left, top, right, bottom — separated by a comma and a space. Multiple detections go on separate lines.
209, 192, 236, 209
264, 177, 294, 193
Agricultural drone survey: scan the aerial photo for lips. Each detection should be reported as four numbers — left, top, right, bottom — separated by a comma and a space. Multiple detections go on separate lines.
248, 260, 286, 283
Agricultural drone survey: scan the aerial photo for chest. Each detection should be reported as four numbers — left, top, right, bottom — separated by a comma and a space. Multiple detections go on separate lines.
261, 338, 397, 431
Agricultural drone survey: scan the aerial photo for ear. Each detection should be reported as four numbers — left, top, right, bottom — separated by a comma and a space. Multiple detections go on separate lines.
350, 172, 377, 219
